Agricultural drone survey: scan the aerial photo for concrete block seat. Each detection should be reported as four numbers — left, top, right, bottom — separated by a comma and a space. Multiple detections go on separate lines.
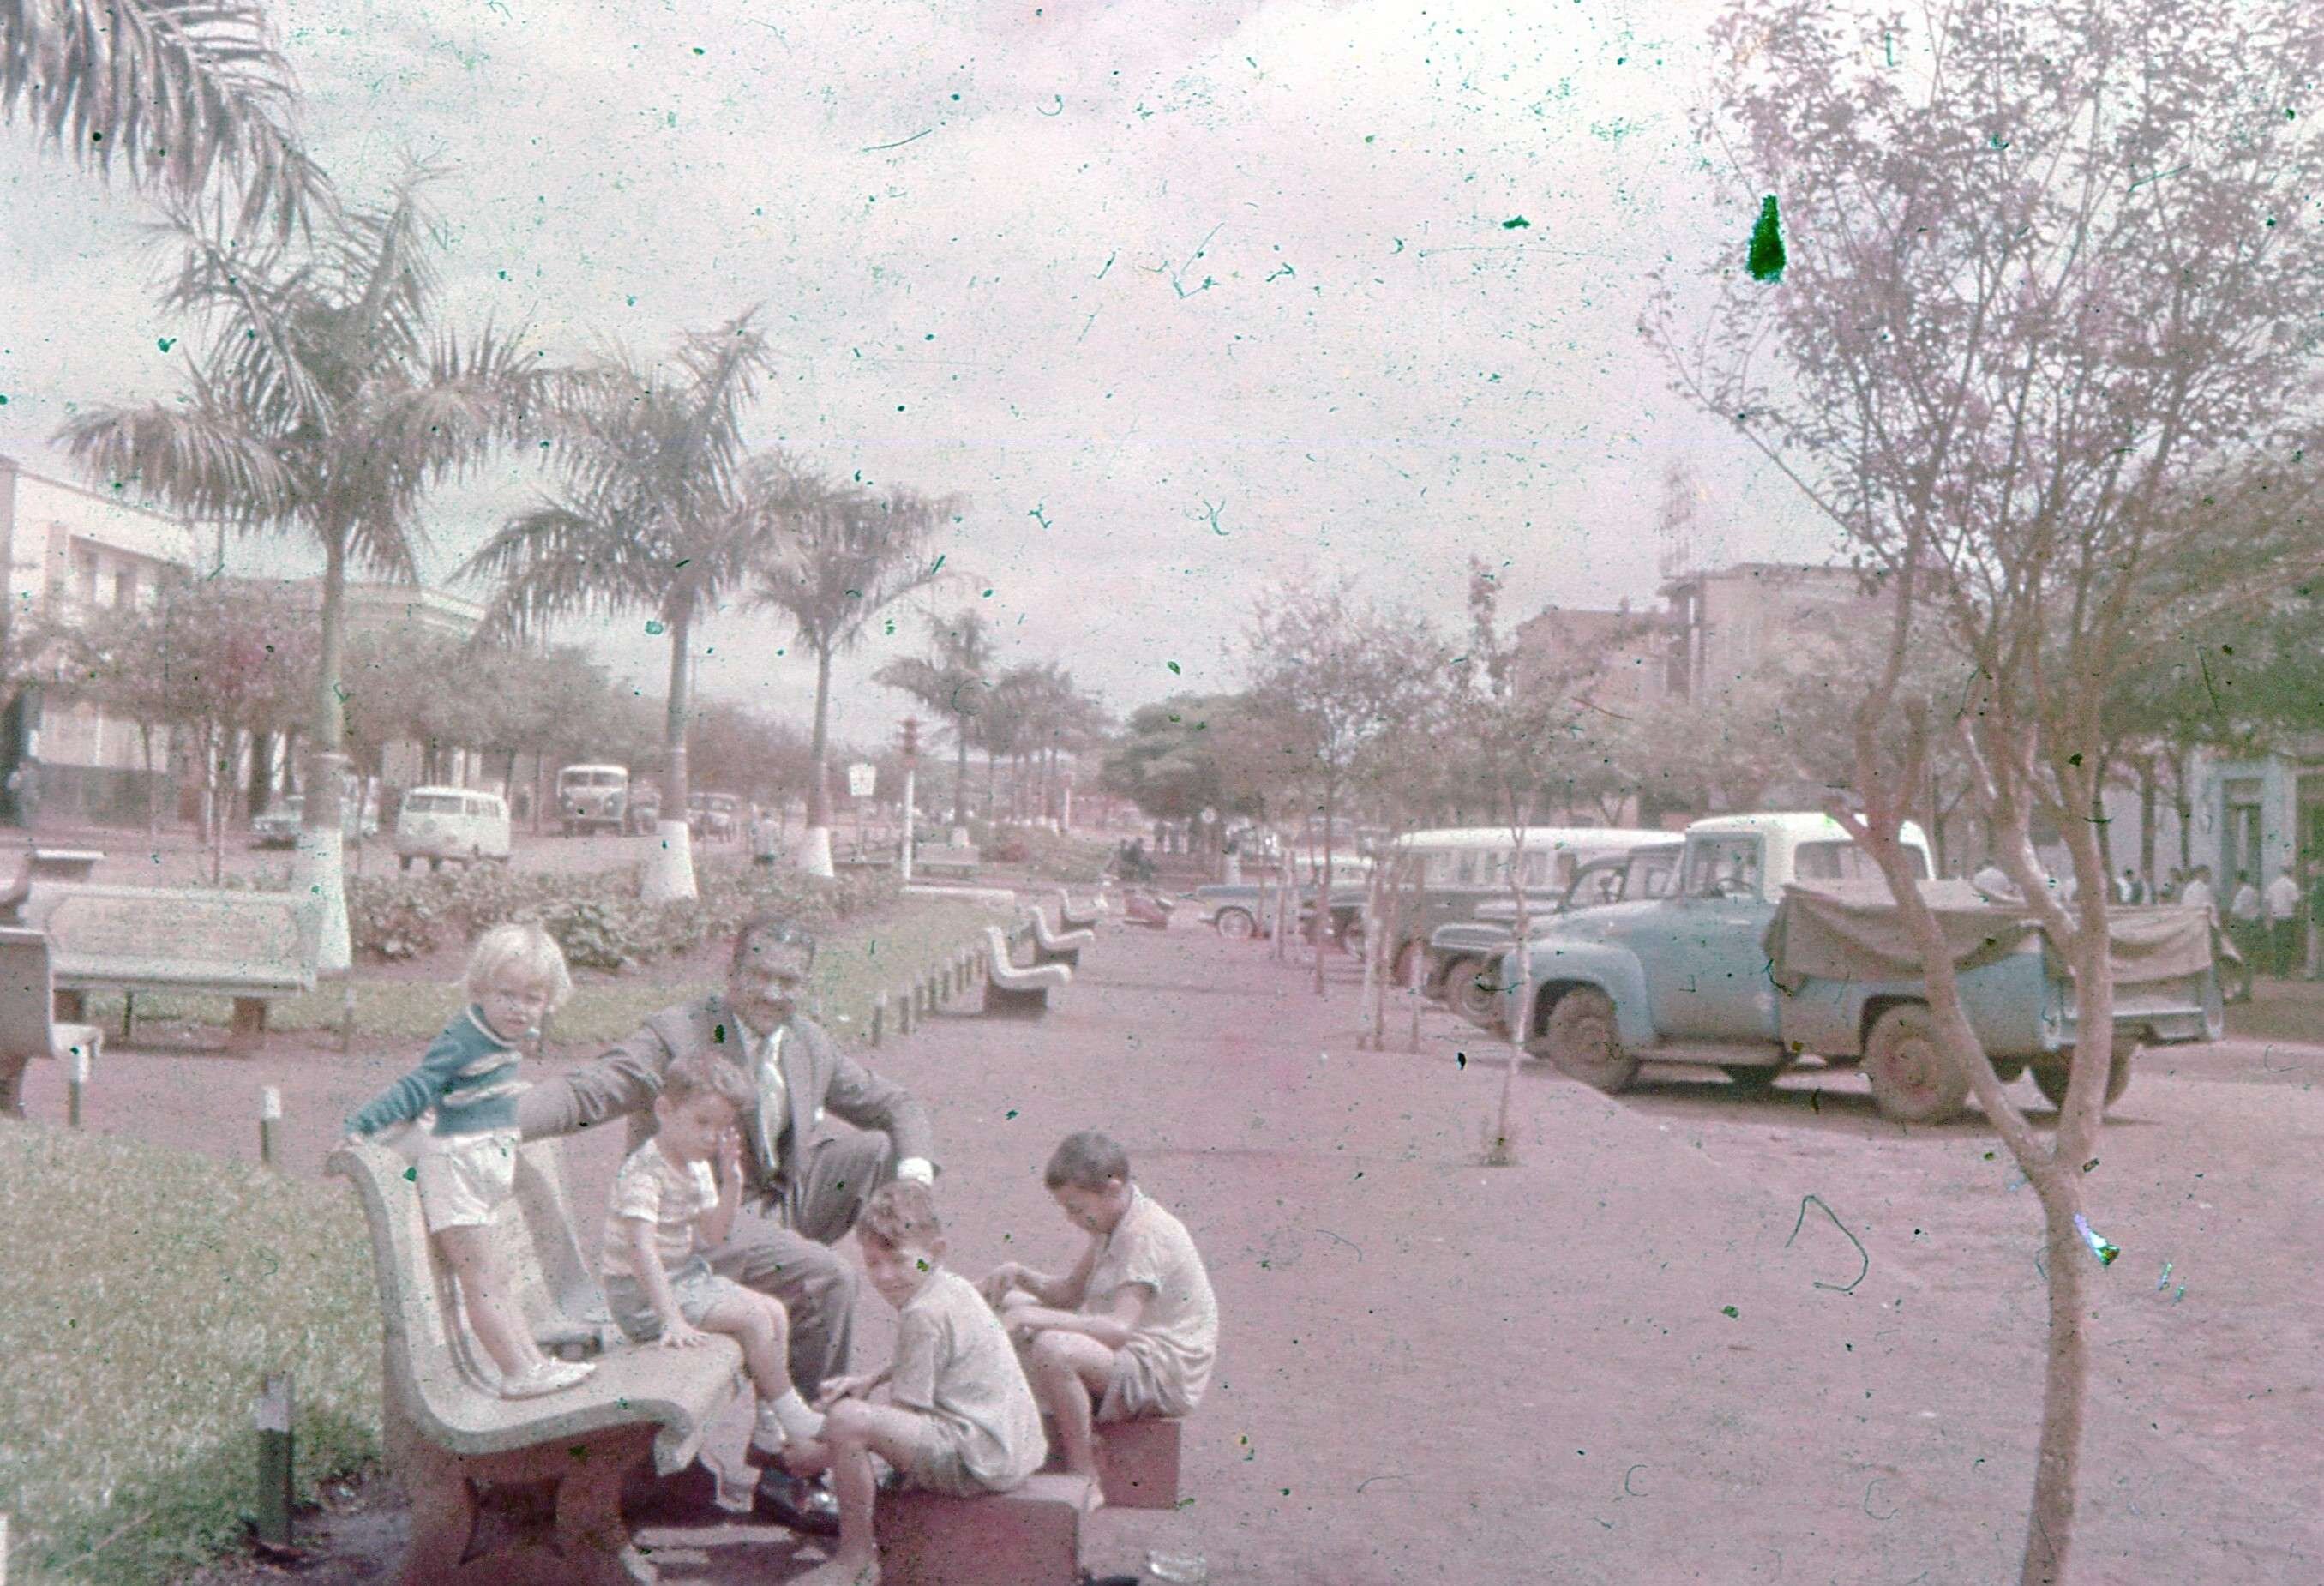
874, 1470, 1094, 1586
331, 1138, 743, 1585
982, 923, 1070, 1015
1039, 1415, 1185, 1509
0, 927, 101, 1118
1054, 888, 1104, 934
1029, 906, 1097, 969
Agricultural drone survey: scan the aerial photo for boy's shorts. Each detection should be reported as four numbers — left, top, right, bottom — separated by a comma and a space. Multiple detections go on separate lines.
895, 1415, 1004, 1499
602, 1255, 753, 1343
413, 1128, 519, 1232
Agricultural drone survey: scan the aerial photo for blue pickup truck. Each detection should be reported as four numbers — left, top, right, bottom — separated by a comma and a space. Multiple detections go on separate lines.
1503, 814, 2224, 1123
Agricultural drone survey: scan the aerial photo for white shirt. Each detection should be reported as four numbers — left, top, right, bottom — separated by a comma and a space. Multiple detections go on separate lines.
2267, 875, 2302, 920
2231, 884, 2262, 921
2180, 879, 2213, 911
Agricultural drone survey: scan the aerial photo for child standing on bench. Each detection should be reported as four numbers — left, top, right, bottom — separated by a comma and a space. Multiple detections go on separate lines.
598, 1053, 829, 1466
981, 1131, 1219, 1501
787, 1180, 1047, 1586
344, 922, 591, 1399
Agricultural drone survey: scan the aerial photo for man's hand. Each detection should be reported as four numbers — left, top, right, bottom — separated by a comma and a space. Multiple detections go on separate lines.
658, 1319, 710, 1349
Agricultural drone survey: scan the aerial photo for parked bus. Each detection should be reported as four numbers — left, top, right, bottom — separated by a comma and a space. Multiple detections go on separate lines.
556, 764, 631, 837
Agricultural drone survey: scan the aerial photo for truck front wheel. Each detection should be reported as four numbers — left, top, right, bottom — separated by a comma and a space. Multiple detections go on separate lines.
1863, 1005, 1969, 1124
1447, 958, 1499, 1024
2031, 1037, 2138, 1111
1540, 988, 1640, 1094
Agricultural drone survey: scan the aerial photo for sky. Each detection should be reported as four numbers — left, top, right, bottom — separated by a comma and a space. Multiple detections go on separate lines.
0, 0, 1850, 746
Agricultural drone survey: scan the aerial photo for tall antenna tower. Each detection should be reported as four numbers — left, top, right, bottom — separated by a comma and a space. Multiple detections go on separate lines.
1655, 460, 1702, 581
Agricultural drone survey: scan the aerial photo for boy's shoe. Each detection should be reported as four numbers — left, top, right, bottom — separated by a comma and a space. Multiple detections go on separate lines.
752, 1469, 841, 1536
501, 1358, 593, 1399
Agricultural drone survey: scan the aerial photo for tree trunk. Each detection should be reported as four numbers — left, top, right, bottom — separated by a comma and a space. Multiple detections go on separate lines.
808, 645, 835, 827
1359, 865, 1382, 1047
955, 720, 972, 827
139, 723, 159, 837
640, 610, 699, 903
2023, 1174, 2091, 1586
2138, 758, 2157, 896
1314, 784, 1335, 996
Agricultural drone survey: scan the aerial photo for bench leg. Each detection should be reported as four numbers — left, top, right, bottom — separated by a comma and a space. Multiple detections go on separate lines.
229, 998, 269, 1050
0, 1053, 27, 1120
121, 991, 135, 1043
389, 1426, 480, 1586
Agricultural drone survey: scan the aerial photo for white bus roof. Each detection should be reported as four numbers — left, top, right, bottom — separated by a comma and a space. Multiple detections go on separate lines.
1392, 826, 1671, 852
1684, 812, 1930, 848
558, 763, 628, 776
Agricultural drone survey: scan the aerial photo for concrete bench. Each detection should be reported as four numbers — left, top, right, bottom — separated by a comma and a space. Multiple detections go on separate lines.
21, 883, 318, 1047
1054, 888, 1102, 934
330, 1137, 743, 1586
982, 923, 1069, 1015
1039, 1415, 1185, 1509
0, 928, 102, 1119
916, 844, 982, 879
27, 848, 104, 883
873, 1470, 1094, 1586
1029, 906, 1096, 969
835, 841, 902, 871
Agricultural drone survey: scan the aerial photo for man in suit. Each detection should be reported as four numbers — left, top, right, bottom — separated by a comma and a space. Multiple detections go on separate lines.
519, 912, 935, 1534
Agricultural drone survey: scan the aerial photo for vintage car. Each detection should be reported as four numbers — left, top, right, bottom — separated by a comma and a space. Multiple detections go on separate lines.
688, 791, 742, 840
395, 787, 513, 872
250, 783, 380, 848
1499, 813, 2224, 1123
1185, 858, 1372, 940
1426, 838, 1684, 1021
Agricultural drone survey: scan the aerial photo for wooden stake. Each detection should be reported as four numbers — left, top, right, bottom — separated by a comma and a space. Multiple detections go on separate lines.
259, 1086, 282, 1169
871, 993, 887, 1047
254, 1373, 294, 1547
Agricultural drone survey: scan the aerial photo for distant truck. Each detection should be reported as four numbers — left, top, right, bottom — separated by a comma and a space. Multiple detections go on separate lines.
556, 764, 630, 837
1502, 813, 2224, 1123
1426, 838, 1683, 1021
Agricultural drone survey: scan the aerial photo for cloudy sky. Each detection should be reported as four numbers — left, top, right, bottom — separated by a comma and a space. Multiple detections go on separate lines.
0, 0, 1845, 743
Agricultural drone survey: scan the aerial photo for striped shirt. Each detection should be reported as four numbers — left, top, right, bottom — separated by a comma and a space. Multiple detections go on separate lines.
345, 1007, 526, 1138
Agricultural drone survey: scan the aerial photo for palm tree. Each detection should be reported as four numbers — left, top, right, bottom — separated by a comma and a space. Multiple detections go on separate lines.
749, 459, 956, 877
875, 609, 996, 831
464, 312, 775, 902
2, 0, 327, 231
63, 176, 548, 965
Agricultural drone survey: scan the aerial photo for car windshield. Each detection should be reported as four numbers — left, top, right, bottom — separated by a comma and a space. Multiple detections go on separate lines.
1683, 837, 1764, 899
1793, 840, 1929, 881
562, 771, 622, 788
405, 793, 463, 814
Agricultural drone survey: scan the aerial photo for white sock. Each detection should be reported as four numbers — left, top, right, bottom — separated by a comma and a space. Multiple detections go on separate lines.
767, 1389, 826, 1443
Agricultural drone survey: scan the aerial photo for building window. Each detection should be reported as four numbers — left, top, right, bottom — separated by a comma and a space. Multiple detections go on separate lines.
2223, 778, 2263, 890
114, 568, 137, 610
74, 548, 100, 605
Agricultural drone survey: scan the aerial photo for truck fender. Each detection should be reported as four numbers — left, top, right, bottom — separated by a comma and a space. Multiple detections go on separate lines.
1514, 941, 1656, 1050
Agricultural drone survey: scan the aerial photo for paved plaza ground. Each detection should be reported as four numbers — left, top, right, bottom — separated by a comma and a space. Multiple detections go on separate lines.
21, 904, 2322, 1584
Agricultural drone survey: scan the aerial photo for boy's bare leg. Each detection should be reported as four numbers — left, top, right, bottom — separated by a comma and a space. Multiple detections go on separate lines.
790, 1400, 930, 1583
1025, 1331, 1116, 1506
700, 1292, 795, 1400
435, 1225, 543, 1380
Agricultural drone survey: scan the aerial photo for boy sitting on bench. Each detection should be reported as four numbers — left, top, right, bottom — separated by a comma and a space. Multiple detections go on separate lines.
980, 1131, 1219, 1504
786, 1180, 1048, 1585
599, 1053, 829, 1468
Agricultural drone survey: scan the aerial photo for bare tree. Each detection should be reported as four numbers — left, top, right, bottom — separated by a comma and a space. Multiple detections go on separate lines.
1650, 4, 2324, 1577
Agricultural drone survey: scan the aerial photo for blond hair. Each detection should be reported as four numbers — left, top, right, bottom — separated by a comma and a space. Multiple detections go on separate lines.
465, 922, 573, 1007
859, 1180, 943, 1252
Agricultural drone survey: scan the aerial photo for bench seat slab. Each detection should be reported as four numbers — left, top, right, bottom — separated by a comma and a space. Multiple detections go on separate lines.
872, 1471, 1092, 1586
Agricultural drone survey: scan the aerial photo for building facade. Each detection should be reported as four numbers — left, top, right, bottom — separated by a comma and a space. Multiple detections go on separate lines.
0, 455, 206, 825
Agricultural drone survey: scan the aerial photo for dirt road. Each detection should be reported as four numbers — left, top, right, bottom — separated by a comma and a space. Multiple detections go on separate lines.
34, 916, 2322, 1583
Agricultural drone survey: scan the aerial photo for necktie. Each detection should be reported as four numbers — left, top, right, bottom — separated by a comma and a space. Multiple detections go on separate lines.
754, 1026, 788, 1179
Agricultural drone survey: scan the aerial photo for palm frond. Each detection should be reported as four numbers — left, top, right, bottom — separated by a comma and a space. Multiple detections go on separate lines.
2, 0, 329, 235
56, 397, 294, 526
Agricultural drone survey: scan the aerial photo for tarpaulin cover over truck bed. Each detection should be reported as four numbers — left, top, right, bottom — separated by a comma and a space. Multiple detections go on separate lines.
1765, 880, 2218, 990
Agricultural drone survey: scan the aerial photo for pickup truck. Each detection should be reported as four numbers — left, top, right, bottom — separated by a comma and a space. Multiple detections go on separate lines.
1426, 838, 1682, 1021
1186, 861, 1372, 940
1502, 813, 2224, 1123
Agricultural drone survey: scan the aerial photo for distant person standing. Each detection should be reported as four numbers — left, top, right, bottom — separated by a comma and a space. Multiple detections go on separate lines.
2229, 870, 2263, 968
2266, 864, 2303, 978
2179, 866, 2215, 916
1222, 832, 1241, 886
751, 807, 782, 868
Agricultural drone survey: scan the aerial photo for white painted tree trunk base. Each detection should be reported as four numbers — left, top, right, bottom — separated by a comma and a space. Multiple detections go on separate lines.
293, 831, 352, 973
798, 826, 835, 880
641, 820, 698, 903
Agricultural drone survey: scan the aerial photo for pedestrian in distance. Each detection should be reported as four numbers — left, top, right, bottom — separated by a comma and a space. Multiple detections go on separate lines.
2266, 864, 2303, 978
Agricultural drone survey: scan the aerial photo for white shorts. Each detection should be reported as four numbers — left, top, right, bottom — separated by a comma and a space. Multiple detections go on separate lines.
413, 1129, 519, 1231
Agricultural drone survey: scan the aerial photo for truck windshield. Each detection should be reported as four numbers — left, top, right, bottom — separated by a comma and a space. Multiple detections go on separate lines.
1684, 838, 1763, 899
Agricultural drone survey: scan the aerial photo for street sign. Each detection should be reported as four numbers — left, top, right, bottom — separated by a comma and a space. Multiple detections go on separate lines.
1199, 807, 1217, 824
847, 762, 877, 798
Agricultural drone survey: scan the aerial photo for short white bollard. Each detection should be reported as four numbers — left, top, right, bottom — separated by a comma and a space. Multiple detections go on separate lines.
259, 1086, 283, 1169
67, 1046, 90, 1130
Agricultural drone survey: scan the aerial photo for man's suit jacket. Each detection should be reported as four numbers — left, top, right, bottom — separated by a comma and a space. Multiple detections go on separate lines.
516, 993, 934, 1216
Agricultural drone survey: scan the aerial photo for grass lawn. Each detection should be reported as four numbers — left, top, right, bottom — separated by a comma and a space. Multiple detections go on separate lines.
69, 896, 1014, 1047
0, 1127, 382, 1586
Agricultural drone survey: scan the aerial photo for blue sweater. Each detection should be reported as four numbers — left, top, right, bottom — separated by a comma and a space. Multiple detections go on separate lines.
346, 1007, 525, 1138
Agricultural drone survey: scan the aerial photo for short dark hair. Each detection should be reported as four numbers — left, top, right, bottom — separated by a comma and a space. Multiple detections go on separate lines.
732, 912, 816, 974
662, 1052, 754, 1113
1043, 1131, 1130, 1193
860, 1180, 943, 1251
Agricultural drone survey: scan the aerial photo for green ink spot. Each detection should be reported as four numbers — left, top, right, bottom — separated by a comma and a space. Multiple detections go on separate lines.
1720, 1305, 1739, 1319
404, 1166, 417, 1181
1502, 215, 1530, 230
1006, 1108, 1018, 1120
157, 338, 176, 352
646, 620, 664, 635
1167, 660, 1181, 674
1748, 195, 1785, 282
